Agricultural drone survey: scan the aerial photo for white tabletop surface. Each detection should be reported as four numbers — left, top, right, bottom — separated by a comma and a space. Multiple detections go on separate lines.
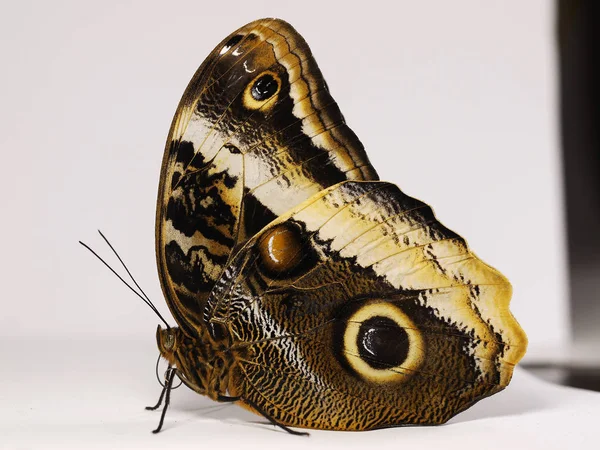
2, 338, 599, 450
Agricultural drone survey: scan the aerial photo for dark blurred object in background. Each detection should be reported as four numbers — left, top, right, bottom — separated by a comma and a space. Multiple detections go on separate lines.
531, 0, 600, 391
559, 0, 600, 357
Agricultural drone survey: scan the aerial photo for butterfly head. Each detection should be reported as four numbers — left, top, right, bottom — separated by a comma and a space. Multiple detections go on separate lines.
156, 325, 181, 363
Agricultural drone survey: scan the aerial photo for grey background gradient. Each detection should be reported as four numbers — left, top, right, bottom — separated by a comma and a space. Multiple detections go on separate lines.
0, 0, 568, 361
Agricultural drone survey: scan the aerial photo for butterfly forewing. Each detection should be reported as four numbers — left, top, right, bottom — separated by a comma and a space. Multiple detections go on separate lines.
156, 19, 378, 336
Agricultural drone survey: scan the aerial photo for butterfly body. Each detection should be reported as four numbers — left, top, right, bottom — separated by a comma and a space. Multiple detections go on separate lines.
153, 18, 527, 432
155, 326, 222, 401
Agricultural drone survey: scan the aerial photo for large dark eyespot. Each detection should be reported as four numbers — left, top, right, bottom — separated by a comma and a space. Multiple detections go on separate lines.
340, 301, 424, 383
251, 74, 279, 101
358, 317, 409, 369
220, 34, 243, 55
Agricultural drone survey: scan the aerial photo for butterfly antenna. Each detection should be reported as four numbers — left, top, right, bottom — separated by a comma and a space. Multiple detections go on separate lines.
96, 230, 153, 304
79, 236, 170, 328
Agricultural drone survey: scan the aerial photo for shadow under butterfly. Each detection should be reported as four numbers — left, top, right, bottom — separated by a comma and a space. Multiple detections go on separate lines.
81, 18, 527, 435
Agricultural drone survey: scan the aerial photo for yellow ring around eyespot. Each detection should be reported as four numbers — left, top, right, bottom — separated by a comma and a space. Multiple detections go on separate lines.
242, 71, 281, 111
344, 301, 425, 383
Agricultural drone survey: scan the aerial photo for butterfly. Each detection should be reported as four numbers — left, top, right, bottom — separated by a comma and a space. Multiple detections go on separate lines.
85, 17, 527, 434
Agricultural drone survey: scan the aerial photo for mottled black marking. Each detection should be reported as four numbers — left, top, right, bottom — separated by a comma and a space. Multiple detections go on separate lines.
242, 192, 277, 238
223, 143, 242, 154
174, 140, 196, 165
166, 167, 239, 246
164, 241, 228, 294
171, 172, 181, 190
170, 140, 199, 190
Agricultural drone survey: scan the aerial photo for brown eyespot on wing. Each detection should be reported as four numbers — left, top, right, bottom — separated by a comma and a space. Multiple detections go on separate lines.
205, 180, 527, 431
156, 19, 378, 336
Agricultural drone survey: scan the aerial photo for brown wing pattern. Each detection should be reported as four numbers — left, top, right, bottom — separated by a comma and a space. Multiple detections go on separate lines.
204, 181, 527, 430
156, 19, 378, 336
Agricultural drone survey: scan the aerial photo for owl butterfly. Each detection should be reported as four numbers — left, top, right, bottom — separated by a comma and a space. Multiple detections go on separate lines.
149, 18, 527, 433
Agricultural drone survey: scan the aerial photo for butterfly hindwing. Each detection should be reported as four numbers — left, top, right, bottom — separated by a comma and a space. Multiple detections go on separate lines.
156, 19, 378, 336
204, 181, 527, 430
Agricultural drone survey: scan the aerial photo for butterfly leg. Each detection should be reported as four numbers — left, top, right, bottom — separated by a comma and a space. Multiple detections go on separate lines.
146, 358, 175, 411
237, 396, 309, 436
150, 367, 176, 433
145, 381, 167, 411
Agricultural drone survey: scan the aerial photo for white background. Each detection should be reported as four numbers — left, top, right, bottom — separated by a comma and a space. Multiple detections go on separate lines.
2, 1, 594, 449
1, 0, 568, 360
